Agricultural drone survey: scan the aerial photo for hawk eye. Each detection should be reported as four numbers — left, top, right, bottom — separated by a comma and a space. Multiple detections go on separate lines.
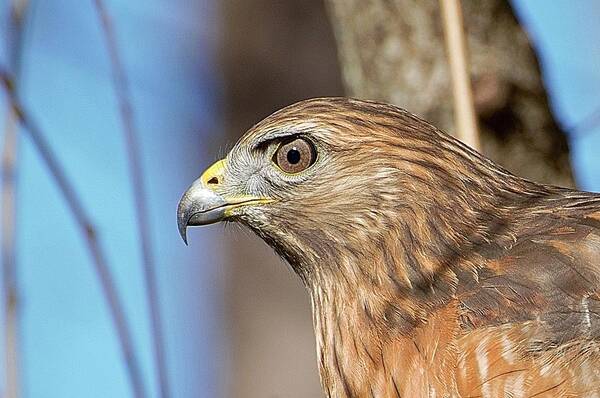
273, 137, 316, 174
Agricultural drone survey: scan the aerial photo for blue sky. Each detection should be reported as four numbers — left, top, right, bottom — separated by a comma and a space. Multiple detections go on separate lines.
1, 1, 224, 397
513, 0, 600, 190
0, 1, 599, 398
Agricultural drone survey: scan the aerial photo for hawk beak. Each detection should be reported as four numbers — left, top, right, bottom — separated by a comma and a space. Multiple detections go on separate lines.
177, 158, 272, 245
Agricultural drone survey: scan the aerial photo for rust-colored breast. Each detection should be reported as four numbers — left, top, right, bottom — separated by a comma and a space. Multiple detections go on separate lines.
456, 322, 600, 397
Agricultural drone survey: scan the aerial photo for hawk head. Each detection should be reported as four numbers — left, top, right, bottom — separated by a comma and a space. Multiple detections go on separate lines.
177, 97, 517, 284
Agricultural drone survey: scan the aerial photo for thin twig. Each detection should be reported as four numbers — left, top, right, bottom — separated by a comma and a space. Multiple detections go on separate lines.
90, 2, 170, 397
0, 67, 147, 398
2, 110, 20, 398
2, 2, 29, 397
439, 0, 480, 150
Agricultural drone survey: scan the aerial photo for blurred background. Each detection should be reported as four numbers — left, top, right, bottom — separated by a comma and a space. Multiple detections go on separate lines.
0, 0, 598, 397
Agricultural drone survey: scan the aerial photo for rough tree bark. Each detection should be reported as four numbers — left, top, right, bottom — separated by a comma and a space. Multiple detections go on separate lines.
326, 0, 574, 187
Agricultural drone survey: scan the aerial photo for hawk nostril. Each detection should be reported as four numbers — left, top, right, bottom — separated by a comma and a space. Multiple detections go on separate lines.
207, 176, 219, 185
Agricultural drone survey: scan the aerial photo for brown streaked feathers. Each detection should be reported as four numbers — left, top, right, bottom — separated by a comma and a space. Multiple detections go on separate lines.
180, 98, 600, 397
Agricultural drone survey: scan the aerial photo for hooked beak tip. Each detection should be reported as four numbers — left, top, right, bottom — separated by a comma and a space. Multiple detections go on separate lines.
177, 205, 190, 245
176, 178, 228, 245
178, 158, 229, 245
178, 222, 189, 246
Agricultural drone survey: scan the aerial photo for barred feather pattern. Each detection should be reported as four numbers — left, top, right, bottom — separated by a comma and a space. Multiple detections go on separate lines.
222, 98, 600, 397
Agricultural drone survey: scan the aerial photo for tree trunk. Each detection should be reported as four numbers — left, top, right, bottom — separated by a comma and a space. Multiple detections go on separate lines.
325, 0, 574, 187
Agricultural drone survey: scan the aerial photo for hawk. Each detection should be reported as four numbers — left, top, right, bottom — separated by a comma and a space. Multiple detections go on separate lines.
178, 98, 600, 397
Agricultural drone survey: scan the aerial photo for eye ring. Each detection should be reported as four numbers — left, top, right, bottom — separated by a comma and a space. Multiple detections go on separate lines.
272, 137, 317, 174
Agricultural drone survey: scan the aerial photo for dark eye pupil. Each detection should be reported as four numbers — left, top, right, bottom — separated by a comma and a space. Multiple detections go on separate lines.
273, 137, 316, 173
287, 148, 301, 164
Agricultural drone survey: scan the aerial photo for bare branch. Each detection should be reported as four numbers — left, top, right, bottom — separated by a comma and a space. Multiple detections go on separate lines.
439, 0, 480, 150
2, 2, 29, 397
90, 1, 170, 397
2, 109, 20, 398
0, 67, 147, 398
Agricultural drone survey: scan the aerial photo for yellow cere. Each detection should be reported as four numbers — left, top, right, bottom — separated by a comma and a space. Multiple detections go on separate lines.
200, 158, 227, 187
